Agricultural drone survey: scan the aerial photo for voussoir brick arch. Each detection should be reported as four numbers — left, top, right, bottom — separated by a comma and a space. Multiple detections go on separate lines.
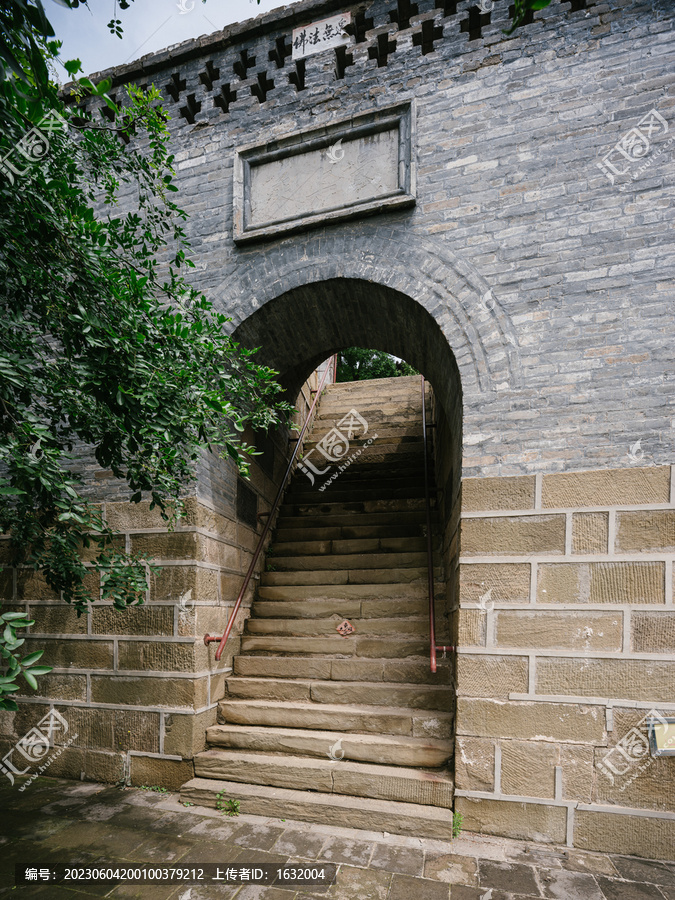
211, 229, 522, 406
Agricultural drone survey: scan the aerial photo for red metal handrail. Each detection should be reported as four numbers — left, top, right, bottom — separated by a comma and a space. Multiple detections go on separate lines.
204, 355, 336, 660
421, 375, 455, 672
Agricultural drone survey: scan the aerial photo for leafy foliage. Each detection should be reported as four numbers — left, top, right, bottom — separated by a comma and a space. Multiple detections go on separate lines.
216, 788, 240, 816
336, 348, 418, 383
452, 810, 463, 839
0, 0, 290, 702
504, 0, 552, 35
0, 610, 50, 710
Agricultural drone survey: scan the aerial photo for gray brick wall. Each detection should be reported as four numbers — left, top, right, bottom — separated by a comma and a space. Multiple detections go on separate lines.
81, 0, 675, 476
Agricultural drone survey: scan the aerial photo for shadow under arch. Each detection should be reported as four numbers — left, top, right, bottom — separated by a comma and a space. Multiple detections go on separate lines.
232, 277, 462, 427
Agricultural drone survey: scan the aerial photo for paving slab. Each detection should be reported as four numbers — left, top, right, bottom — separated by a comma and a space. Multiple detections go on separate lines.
1, 776, 674, 900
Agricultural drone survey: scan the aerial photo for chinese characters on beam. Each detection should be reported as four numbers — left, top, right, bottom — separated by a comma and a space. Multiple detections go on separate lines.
292, 12, 352, 60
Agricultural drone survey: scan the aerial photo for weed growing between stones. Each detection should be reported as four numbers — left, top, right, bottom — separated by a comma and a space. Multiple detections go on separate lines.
216, 788, 240, 816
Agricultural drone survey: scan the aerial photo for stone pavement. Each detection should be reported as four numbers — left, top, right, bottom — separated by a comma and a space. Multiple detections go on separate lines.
1, 777, 674, 899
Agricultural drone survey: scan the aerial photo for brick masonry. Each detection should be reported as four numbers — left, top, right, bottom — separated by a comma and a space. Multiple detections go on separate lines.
1, 0, 673, 857
455, 465, 675, 860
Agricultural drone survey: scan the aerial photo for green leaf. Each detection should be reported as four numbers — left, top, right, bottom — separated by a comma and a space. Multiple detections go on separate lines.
23, 671, 38, 690
21, 650, 44, 667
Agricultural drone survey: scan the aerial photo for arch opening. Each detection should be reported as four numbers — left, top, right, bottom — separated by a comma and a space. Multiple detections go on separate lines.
234, 276, 463, 679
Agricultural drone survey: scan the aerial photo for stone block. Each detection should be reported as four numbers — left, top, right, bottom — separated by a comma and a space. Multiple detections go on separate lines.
62, 707, 160, 753
456, 699, 605, 743
537, 561, 665, 604
164, 708, 218, 758
131, 532, 201, 561
461, 516, 565, 556
560, 744, 594, 803
456, 654, 528, 698
0, 567, 13, 601
495, 611, 622, 651
150, 565, 218, 604
572, 512, 608, 554
631, 611, 675, 652
537, 657, 675, 703
23, 638, 113, 670
104, 499, 172, 531
91, 604, 174, 636
129, 755, 194, 790
459, 563, 531, 602
457, 609, 486, 646
455, 796, 567, 843
40, 747, 125, 784
501, 740, 558, 799
180, 499, 236, 540
454, 736, 494, 792
14, 673, 87, 702
118, 640, 209, 673
26, 603, 88, 635
542, 467, 670, 508
616, 510, 675, 552
461, 476, 535, 512
16, 570, 60, 602
574, 810, 675, 860
90, 674, 206, 708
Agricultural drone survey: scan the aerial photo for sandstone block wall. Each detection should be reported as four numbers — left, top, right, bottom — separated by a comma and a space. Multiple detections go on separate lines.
455, 465, 675, 859
0, 364, 330, 788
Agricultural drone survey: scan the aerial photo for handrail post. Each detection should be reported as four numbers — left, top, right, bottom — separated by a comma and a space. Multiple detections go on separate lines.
421, 375, 437, 674
204, 358, 334, 660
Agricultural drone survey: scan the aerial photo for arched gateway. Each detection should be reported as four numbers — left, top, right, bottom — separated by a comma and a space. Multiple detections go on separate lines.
2, 0, 674, 860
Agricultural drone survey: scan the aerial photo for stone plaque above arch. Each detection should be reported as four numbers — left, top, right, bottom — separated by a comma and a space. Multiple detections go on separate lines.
233, 101, 416, 244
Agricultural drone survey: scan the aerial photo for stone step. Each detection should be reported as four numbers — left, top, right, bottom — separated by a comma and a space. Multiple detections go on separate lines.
267, 538, 434, 572
244, 616, 429, 637
260, 567, 439, 587
257, 582, 445, 601
239, 634, 431, 658
217, 698, 454, 738
276, 509, 429, 531
288, 485, 429, 505
205, 724, 452, 767
279, 497, 427, 518
251, 598, 428, 619
223, 676, 452, 711
180, 778, 455, 840
269, 536, 429, 556
232, 656, 454, 689
274, 524, 428, 543
194, 750, 454, 809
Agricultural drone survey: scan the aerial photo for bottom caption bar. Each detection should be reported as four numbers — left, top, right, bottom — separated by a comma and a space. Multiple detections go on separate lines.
16, 864, 338, 886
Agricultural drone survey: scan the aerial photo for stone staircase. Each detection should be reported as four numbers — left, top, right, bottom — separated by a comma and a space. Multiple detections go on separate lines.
182, 375, 455, 838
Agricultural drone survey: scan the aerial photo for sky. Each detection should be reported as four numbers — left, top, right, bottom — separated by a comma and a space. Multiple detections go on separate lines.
47, 0, 305, 81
